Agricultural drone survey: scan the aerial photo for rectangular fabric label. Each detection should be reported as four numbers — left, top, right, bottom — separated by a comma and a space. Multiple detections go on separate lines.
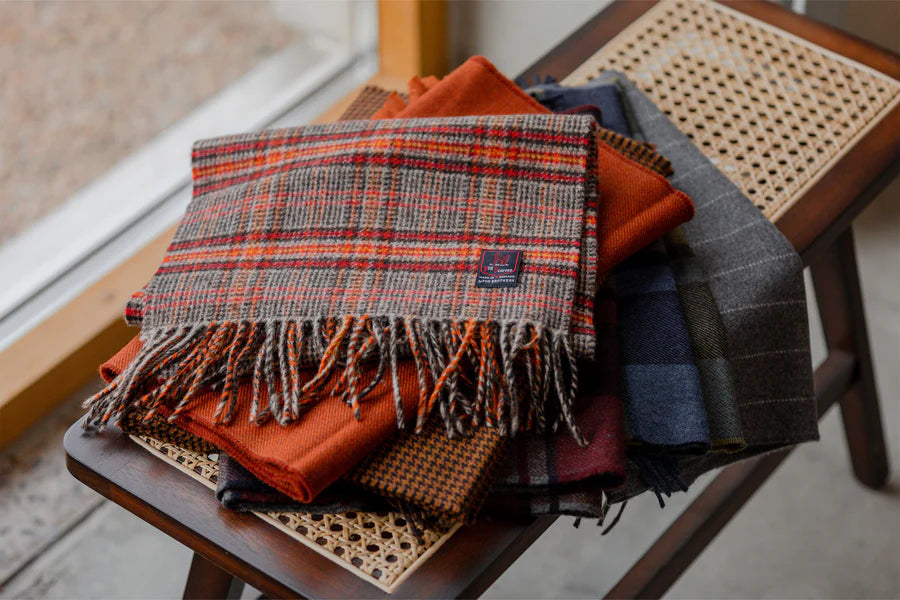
475, 250, 524, 289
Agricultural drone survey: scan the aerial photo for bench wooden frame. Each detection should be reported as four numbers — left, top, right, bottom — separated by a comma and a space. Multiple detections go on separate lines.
65, 1, 896, 597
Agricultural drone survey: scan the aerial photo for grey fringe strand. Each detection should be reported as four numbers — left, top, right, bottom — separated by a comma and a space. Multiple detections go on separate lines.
83, 317, 585, 444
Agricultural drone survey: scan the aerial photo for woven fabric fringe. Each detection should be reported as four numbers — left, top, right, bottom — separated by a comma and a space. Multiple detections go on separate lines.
85, 114, 599, 444
84, 317, 584, 442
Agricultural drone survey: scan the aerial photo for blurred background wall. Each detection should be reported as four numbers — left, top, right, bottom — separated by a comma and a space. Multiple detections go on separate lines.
447, 0, 608, 75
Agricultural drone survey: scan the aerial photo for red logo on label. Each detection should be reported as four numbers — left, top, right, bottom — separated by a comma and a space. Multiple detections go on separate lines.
475, 250, 523, 288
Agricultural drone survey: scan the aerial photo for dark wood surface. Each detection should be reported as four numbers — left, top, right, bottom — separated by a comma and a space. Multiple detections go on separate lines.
65, 419, 556, 599
65, 1, 899, 598
811, 229, 889, 489
182, 553, 245, 600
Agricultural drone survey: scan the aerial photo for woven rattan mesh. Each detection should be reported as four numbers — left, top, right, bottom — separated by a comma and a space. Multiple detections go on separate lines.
564, 0, 900, 220
132, 436, 459, 593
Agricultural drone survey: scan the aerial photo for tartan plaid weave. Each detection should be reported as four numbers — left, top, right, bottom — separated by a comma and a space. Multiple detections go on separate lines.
85, 114, 600, 441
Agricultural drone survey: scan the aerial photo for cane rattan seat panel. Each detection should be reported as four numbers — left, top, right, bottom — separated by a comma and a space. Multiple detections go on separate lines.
130, 435, 461, 594
564, 0, 900, 220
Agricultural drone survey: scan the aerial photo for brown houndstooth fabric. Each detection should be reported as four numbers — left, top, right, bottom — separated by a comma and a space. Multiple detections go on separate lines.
338, 86, 405, 121
346, 420, 507, 523
119, 410, 217, 454
597, 129, 672, 177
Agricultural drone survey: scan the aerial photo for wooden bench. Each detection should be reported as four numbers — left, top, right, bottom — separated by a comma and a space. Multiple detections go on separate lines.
65, 1, 898, 597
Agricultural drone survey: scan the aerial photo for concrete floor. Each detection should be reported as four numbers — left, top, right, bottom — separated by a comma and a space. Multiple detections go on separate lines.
0, 2, 298, 244
1, 180, 897, 599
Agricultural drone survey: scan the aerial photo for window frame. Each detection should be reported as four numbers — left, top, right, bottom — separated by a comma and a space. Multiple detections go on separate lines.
0, 0, 446, 448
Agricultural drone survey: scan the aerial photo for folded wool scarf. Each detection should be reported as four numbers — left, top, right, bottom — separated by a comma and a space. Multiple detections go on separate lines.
588, 70, 745, 454
85, 113, 603, 441
99, 337, 421, 503
606, 73, 817, 503
371, 56, 694, 276
530, 78, 716, 502
112, 81, 635, 521
216, 454, 392, 514
525, 77, 631, 136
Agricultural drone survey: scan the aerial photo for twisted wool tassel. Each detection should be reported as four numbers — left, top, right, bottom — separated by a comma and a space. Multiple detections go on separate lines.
82, 316, 585, 443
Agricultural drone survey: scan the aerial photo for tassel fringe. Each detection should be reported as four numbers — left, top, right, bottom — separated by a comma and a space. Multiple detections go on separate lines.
633, 454, 688, 508
83, 317, 585, 443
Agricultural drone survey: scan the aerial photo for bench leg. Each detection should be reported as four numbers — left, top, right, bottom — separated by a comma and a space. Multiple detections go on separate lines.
183, 552, 245, 600
810, 227, 890, 489
603, 350, 855, 599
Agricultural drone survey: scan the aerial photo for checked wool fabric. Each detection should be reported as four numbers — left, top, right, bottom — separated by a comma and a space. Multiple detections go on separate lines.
346, 422, 507, 523
371, 56, 694, 277
119, 410, 216, 455
663, 227, 745, 451
85, 113, 601, 441
338, 85, 399, 121
490, 279, 625, 495
535, 80, 711, 459
544, 76, 746, 455
613, 241, 710, 455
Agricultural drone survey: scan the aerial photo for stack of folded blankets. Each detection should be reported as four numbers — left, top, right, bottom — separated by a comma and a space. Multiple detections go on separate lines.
85, 56, 818, 530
